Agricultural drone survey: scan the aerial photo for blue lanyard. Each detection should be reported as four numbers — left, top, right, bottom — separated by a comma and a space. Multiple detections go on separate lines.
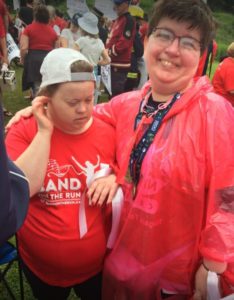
129, 92, 180, 188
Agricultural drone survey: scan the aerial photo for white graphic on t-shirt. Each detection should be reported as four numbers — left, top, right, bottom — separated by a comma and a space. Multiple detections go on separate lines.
47, 159, 81, 177
39, 157, 101, 206
39, 159, 85, 205
71, 155, 100, 187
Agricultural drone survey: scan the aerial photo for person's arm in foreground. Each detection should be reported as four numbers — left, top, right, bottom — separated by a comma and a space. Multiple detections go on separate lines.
0, 103, 14, 240
6, 96, 53, 197
0, 103, 29, 245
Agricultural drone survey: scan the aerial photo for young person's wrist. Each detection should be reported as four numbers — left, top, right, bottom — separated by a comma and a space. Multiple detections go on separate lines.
202, 259, 227, 275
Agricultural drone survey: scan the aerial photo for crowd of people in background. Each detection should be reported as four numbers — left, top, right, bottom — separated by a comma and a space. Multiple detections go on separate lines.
1, 0, 234, 299
1, 0, 233, 105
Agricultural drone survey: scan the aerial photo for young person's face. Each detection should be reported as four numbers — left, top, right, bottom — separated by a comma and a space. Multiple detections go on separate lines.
48, 81, 95, 134
70, 23, 79, 32
114, 2, 128, 16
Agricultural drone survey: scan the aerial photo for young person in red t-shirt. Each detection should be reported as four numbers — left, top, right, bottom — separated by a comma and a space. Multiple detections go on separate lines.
5, 48, 120, 300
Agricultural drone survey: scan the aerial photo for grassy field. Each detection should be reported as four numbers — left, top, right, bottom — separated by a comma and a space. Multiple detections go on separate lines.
0, 2, 233, 299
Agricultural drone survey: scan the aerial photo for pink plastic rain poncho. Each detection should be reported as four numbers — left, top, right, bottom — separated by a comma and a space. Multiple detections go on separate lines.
94, 76, 234, 299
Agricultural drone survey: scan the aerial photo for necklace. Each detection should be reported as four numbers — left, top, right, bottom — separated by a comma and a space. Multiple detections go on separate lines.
128, 92, 181, 197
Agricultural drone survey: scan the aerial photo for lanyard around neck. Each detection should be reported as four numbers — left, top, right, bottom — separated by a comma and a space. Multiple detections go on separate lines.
129, 92, 181, 188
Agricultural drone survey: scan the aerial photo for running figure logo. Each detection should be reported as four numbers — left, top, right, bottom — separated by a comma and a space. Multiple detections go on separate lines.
71, 155, 100, 187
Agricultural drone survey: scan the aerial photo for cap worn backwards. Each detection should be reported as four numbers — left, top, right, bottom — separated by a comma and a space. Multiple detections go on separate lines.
40, 48, 96, 89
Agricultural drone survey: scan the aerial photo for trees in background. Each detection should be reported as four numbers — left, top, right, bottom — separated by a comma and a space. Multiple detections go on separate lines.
208, 0, 234, 12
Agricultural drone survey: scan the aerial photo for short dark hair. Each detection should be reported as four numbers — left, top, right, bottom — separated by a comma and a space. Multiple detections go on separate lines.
34, 5, 50, 24
147, 0, 216, 53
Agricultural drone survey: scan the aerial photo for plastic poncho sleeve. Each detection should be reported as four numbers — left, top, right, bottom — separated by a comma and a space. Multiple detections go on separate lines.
200, 93, 234, 263
94, 97, 120, 128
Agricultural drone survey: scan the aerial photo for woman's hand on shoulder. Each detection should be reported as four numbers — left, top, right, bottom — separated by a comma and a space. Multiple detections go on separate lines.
87, 174, 118, 206
5, 105, 33, 132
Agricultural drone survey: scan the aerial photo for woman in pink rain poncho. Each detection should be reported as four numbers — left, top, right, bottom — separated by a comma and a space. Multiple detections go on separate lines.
94, 0, 234, 299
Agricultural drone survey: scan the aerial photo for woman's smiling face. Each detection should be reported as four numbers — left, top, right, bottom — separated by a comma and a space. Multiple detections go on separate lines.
144, 18, 201, 96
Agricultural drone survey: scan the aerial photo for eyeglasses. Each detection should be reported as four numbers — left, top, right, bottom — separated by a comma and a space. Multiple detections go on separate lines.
151, 28, 201, 51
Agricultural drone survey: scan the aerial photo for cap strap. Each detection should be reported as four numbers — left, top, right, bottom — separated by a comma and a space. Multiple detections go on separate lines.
71, 72, 96, 82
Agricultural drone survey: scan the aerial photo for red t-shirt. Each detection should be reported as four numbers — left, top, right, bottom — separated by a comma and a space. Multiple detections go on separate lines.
139, 22, 148, 44
0, 0, 6, 17
0, 0, 6, 37
6, 117, 116, 286
0, 18, 5, 38
53, 16, 68, 31
22, 21, 57, 50
212, 57, 234, 105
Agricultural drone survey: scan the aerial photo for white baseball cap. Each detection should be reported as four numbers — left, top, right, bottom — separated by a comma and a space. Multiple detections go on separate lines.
40, 48, 96, 89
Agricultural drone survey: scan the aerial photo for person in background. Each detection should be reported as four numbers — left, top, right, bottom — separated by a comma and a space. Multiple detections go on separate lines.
18, 0, 33, 26
20, 4, 58, 98
5, 48, 117, 300
0, 0, 13, 116
55, 8, 68, 30
0, 0, 8, 32
91, 7, 108, 45
139, 12, 148, 44
74, 11, 111, 104
74, 12, 110, 74
212, 41, 234, 106
92, 0, 234, 299
59, 12, 82, 49
106, 0, 136, 97
124, 4, 144, 92
47, 5, 67, 36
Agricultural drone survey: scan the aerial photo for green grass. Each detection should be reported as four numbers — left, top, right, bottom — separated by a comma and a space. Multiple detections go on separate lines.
2, 64, 28, 120
213, 12, 234, 60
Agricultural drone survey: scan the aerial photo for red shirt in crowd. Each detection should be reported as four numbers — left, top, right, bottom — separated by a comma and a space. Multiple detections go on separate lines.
212, 57, 234, 105
0, 0, 7, 37
22, 21, 57, 51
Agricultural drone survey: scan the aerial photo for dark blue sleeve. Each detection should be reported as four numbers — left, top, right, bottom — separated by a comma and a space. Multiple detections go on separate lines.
0, 104, 30, 246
